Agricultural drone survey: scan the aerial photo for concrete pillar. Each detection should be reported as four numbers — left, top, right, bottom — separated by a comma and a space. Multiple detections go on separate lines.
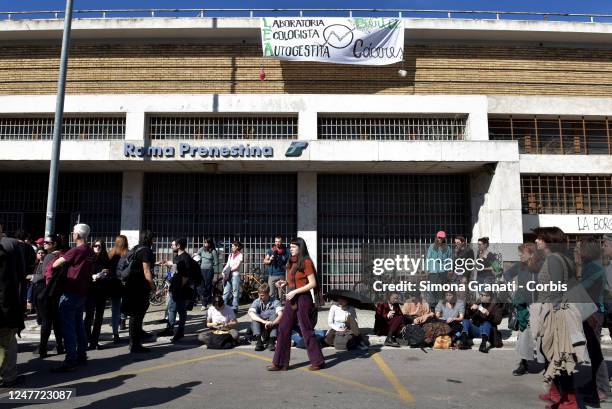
298, 110, 317, 140
470, 161, 523, 260
125, 111, 146, 142
120, 171, 144, 249
465, 97, 489, 141
297, 172, 318, 269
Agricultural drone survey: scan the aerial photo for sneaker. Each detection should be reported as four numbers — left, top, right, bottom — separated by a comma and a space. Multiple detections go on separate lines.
384, 337, 400, 348
88, 343, 103, 351
113, 334, 121, 344
254, 340, 265, 351
170, 332, 184, 343
268, 337, 277, 352
50, 363, 77, 373
512, 361, 528, 376
478, 338, 488, 353
157, 327, 175, 337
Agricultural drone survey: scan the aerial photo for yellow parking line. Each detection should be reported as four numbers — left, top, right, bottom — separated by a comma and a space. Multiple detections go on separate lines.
371, 352, 415, 403
236, 351, 412, 403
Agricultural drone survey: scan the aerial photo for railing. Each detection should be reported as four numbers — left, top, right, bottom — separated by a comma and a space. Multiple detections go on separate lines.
1, 9, 611, 23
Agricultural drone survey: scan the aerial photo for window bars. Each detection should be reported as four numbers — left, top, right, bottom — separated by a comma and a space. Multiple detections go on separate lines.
489, 116, 612, 155
318, 116, 467, 141
317, 174, 471, 291
521, 175, 612, 214
0, 117, 126, 141
148, 116, 298, 140
143, 173, 297, 273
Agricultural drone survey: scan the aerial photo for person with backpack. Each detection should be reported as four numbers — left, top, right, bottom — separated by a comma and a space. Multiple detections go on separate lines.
34, 234, 66, 358
267, 237, 325, 372
158, 237, 196, 342
50, 224, 95, 373
196, 238, 219, 310
121, 230, 155, 354
108, 235, 129, 343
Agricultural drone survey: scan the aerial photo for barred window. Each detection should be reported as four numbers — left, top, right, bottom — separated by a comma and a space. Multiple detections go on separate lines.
0, 117, 125, 141
521, 175, 612, 214
318, 116, 467, 141
489, 116, 612, 155
148, 116, 298, 140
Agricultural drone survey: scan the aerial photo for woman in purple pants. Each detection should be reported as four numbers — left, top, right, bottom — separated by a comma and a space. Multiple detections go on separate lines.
267, 237, 325, 372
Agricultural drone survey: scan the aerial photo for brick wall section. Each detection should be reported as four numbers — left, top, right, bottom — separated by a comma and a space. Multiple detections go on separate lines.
1, 43, 611, 96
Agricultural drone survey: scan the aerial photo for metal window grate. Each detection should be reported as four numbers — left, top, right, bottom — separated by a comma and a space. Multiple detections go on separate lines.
0, 117, 126, 141
0, 172, 122, 242
148, 116, 298, 140
318, 174, 471, 292
318, 116, 467, 141
521, 175, 612, 214
143, 173, 297, 273
489, 116, 612, 155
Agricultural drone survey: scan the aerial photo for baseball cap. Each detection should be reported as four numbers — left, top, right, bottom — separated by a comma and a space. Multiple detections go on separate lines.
35, 237, 44, 245
436, 231, 446, 239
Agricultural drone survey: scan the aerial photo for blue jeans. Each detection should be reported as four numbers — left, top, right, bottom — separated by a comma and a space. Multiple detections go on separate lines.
167, 293, 187, 332
111, 296, 122, 335
223, 274, 241, 309
58, 293, 87, 365
461, 319, 492, 339
198, 268, 214, 307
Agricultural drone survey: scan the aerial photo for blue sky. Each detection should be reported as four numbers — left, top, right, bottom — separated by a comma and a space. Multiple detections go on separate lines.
1, 1, 611, 14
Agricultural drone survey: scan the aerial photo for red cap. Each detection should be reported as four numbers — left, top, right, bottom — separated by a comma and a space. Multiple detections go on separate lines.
436, 231, 446, 238
35, 237, 44, 245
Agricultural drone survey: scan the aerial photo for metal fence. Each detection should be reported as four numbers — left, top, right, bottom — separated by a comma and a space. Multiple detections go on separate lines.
0, 173, 122, 244
318, 174, 471, 292
521, 175, 612, 214
0, 117, 126, 141
489, 116, 612, 155
1, 9, 611, 23
318, 116, 467, 141
148, 116, 298, 140
142, 173, 297, 272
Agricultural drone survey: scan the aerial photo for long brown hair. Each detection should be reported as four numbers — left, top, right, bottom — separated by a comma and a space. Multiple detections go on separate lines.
108, 235, 129, 259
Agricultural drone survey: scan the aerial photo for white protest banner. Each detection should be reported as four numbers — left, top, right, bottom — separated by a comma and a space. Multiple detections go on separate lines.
261, 17, 404, 66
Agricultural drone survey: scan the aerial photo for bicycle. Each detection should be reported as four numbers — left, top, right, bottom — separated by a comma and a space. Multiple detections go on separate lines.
149, 265, 171, 306
240, 266, 266, 302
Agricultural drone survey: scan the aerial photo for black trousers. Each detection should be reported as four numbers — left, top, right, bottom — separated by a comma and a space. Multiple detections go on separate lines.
583, 320, 604, 394
38, 296, 63, 352
85, 292, 107, 346
128, 295, 150, 348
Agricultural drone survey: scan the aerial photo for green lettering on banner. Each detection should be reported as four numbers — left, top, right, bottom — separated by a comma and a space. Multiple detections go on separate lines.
262, 18, 270, 28
264, 42, 274, 56
262, 28, 272, 41
355, 17, 366, 30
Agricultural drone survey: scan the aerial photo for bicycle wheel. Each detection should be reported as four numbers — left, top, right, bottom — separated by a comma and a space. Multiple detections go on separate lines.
149, 278, 167, 306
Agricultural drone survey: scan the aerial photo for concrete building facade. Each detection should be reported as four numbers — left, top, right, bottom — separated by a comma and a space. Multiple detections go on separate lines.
0, 15, 610, 291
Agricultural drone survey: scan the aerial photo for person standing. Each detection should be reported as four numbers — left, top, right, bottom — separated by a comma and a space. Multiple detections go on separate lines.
108, 235, 129, 343
264, 235, 288, 301
0, 239, 25, 386
51, 224, 95, 373
197, 238, 218, 310
35, 234, 66, 357
222, 241, 243, 314
85, 239, 110, 350
158, 238, 191, 342
267, 237, 325, 371
124, 230, 155, 354
28, 247, 47, 324
425, 231, 453, 306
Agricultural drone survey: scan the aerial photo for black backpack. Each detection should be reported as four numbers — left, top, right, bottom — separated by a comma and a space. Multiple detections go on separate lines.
188, 257, 202, 287
116, 247, 145, 284
399, 325, 426, 348
206, 331, 235, 349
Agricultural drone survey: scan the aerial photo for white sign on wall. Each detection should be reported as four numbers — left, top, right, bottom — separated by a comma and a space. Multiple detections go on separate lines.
260, 17, 404, 66
523, 214, 612, 234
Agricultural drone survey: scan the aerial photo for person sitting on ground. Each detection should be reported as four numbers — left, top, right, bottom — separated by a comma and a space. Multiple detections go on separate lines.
374, 293, 404, 347
248, 283, 283, 352
459, 291, 502, 353
198, 296, 239, 345
401, 294, 433, 326
434, 291, 465, 337
325, 296, 368, 350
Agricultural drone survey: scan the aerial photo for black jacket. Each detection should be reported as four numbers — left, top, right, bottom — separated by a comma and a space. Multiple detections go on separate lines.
0, 243, 25, 332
